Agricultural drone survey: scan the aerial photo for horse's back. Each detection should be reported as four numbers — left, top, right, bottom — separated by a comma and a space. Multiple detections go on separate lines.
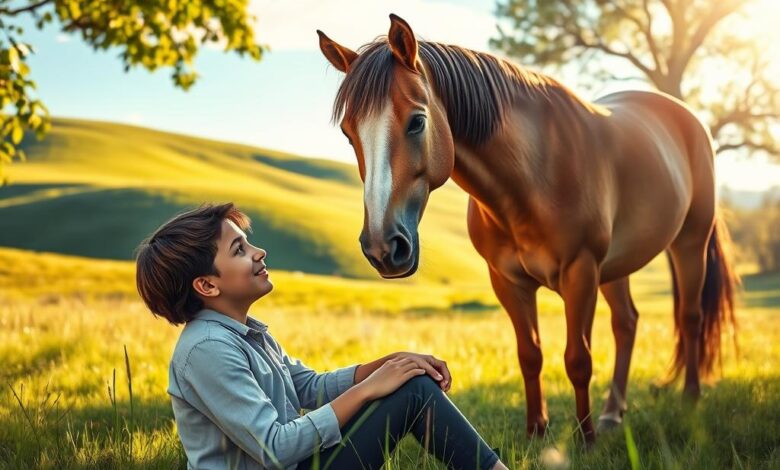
593, 90, 715, 282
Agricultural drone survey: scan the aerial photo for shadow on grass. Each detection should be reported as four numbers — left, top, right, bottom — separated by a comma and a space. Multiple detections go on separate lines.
0, 183, 348, 276
0, 341, 78, 385
251, 153, 360, 186
444, 375, 780, 469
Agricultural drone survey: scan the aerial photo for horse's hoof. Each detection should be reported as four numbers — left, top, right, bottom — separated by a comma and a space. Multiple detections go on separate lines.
526, 420, 549, 439
596, 415, 623, 433
572, 419, 597, 447
574, 427, 597, 448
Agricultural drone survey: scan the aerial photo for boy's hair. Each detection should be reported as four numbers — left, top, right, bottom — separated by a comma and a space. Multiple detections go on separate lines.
135, 203, 251, 325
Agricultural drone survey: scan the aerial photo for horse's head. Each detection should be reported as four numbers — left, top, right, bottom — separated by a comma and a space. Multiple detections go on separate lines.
318, 14, 454, 278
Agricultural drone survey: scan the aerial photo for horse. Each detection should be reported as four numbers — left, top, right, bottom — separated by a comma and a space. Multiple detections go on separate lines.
317, 14, 737, 442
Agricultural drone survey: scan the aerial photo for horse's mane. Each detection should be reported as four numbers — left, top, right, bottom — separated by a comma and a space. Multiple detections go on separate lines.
332, 39, 605, 146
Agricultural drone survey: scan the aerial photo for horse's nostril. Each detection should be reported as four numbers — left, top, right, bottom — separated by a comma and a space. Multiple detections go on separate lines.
388, 234, 412, 266
361, 244, 382, 269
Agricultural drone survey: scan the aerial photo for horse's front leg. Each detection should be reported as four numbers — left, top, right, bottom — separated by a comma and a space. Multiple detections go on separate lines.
560, 252, 600, 443
488, 267, 547, 436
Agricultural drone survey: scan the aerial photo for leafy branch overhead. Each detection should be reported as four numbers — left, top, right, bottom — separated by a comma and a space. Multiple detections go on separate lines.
492, 0, 780, 161
0, 0, 266, 183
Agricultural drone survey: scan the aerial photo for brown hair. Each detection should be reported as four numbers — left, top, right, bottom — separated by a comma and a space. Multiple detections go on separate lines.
332, 39, 600, 147
135, 203, 251, 325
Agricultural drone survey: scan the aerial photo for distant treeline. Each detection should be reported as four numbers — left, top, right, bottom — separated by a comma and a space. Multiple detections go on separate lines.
722, 188, 780, 273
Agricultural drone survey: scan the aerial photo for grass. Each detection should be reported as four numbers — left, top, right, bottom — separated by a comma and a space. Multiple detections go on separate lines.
1, 117, 777, 468
0, 118, 486, 283
0, 248, 778, 469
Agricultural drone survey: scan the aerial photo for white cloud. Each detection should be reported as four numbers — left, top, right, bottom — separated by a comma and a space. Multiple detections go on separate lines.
55, 34, 71, 43
250, 0, 498, 52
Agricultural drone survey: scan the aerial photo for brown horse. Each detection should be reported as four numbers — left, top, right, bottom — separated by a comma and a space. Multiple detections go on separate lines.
317, 14, 737, 442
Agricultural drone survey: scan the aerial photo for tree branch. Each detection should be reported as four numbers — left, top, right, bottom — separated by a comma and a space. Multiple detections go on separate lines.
641, 0, 665, 74
710, 50, 780, 138
660, 0, 686, 76
572, 32, 659, 83
609, 0, 664, 74
558, 0, 658, 82
605, 73, 647, 82
712, 110, 780, 137
716, 138, 780, 156
0, 0, 53, 16
676, 0, 748, 75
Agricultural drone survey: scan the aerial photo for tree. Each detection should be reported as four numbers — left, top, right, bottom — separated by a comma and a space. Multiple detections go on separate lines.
721, 189, 780, 272
0, 0, 265, 183
491, 0, 780, 161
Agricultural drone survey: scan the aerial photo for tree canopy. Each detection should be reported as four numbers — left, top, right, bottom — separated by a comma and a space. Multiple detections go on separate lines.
492, 0, 780, 161
0, 0, 265, 183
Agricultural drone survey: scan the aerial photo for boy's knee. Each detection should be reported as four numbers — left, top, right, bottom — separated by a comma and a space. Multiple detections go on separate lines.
403, 375, 440, 395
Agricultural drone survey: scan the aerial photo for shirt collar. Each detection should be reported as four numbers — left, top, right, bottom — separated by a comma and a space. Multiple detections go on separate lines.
193, 309, 268, 336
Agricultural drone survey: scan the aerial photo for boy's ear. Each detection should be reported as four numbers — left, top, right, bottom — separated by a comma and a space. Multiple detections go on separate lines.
193, 276, 220, 298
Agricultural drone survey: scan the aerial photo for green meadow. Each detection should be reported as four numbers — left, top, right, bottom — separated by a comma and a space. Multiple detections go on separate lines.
0, 118, 484, 283
1, 120, 778, 469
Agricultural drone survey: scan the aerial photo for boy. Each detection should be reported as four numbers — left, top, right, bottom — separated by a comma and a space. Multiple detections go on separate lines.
135, 203, 506, 470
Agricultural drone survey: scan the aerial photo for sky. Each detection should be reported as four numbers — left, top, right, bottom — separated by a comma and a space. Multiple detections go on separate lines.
13, 0, 780, 191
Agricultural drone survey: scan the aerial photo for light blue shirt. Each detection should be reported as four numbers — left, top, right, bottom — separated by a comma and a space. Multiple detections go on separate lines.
168, 309, 358, 469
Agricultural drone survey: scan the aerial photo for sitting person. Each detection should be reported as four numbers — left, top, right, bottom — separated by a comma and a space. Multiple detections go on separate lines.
135, 202, 507, 470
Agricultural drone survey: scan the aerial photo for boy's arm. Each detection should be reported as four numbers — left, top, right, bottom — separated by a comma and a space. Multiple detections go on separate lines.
283, 353, 359, 409
273, 337, 396, 409
270, 335, 359, 408
181, 339, 342, 468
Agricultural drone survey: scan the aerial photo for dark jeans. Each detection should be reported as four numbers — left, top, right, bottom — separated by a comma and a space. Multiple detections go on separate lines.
298, 375, 500, 470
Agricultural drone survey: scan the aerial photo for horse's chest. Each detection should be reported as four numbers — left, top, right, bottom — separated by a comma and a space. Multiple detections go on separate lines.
468, 206, 561, 289
486, 237, 561, 289
515, 248, 561, 290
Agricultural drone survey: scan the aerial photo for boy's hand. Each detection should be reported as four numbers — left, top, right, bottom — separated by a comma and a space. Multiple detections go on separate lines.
357, 357, 426, 400
392, 352, 452, 392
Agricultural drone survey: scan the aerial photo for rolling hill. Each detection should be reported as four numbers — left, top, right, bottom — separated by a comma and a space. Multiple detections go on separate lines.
0, 118, 487, 284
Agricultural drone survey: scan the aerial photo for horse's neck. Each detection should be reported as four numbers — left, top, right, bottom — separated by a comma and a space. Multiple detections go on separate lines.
449, 91, 604, 224
450, 111, 540, 220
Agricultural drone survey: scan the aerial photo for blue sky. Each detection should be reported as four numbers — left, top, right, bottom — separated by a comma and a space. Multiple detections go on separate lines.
13, 0, 780, 191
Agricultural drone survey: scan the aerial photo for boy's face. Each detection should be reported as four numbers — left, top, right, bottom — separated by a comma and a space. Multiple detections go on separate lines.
203, 219, 273, 303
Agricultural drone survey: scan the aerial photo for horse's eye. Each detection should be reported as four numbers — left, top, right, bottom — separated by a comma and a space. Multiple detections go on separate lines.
407, 115, 426, 135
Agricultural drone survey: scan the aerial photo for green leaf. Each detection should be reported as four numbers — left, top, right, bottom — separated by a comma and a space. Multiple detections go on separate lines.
1, 0, 268, 177
7, 47, 19, 73
1, 141, 15, 156
11, 125, 23, 144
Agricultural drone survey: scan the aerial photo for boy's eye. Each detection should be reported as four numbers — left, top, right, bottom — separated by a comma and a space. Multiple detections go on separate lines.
235, 244, 244, 255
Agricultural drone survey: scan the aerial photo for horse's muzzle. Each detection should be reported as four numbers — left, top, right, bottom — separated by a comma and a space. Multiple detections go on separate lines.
360, 228, 418, 278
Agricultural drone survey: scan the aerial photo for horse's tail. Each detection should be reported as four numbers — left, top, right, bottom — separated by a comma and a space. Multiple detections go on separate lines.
667, 217, 739, 381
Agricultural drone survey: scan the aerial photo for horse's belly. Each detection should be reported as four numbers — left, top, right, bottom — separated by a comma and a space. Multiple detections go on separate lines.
600, 198, 688, 283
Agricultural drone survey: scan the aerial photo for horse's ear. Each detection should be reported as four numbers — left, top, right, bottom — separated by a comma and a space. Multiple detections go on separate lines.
317, 30, 358, 73
388, 14, 418, 71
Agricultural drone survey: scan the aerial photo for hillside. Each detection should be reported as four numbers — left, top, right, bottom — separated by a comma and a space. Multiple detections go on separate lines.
0, 118, 486, 284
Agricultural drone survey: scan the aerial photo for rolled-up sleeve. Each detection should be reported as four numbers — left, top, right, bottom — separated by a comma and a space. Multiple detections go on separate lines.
181, 339, 342, 468
276, 343, 358, 410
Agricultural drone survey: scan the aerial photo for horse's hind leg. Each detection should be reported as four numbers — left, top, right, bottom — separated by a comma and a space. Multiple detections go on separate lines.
668, 227, 711, 399
597, 277, 638, 430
